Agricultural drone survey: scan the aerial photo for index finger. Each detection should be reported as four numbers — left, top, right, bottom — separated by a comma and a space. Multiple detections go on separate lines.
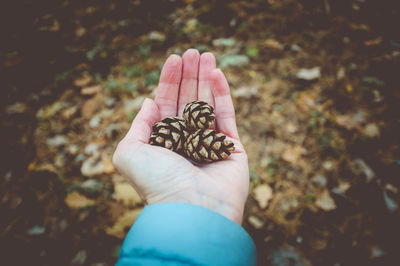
155, 54, 182, 118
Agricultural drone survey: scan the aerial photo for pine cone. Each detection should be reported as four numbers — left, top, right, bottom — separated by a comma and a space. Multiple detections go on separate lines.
183, 101, 215, 130
184, 129, 235, 163
149, 117, 189, 154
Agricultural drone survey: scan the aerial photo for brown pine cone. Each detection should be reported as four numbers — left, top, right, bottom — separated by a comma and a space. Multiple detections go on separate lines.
183, 101, 215, 130
149, 117, 189, 154
184, 129, 235, 163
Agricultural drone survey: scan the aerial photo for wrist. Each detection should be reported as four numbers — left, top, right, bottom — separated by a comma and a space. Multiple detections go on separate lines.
146, 189, 244, 225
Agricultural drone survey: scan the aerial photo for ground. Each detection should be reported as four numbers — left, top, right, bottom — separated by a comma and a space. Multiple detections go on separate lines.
1, 1, 399, 265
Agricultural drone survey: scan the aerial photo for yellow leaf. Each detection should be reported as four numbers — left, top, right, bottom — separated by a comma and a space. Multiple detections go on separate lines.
106, 208, 143, 238
346, 83, 353, 93
114, 183, 142, 207
65, 191, 95, 209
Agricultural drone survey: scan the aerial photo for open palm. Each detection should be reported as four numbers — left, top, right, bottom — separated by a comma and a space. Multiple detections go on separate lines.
113, 49, 249, 224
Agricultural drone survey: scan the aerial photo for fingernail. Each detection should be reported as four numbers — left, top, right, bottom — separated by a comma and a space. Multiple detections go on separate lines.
183, 48, 200, 56
167, 54, 181, 65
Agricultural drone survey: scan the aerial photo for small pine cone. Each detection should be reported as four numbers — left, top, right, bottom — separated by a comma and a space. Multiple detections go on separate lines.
184, 129, 235, 163
149, 117, 189, 154
183, 101, 215, 130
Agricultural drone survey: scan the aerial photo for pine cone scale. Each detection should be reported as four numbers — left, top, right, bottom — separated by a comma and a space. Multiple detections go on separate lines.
183, 101, 215, 130
184, 129, 235, 163
149, 117, 189, 154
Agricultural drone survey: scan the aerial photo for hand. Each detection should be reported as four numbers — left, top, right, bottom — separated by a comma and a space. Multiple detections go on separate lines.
112, 49, 249, 224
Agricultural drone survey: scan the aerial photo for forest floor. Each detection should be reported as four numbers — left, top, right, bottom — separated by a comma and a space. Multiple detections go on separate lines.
1, 1, 399, 265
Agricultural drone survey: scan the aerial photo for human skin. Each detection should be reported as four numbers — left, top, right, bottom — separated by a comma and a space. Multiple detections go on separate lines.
112, 49, 249, 225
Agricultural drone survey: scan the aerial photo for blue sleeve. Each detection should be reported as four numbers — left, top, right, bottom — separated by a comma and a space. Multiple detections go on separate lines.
116, 202, 257, 266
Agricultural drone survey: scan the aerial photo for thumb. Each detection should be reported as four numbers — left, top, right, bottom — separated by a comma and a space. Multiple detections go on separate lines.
124, 98, 161, 143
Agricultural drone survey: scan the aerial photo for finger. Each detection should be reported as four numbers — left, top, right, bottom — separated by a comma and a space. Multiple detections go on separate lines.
124, 98, 161, 143
178, 49, 200, 116
211, 69, 240, 140
155, 54, 182, 118
198, 52, 216, 107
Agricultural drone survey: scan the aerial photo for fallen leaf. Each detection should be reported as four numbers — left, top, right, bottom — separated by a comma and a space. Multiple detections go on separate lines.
263, 39, 282, 50
212, 38, 236, 47
81, 85, 101, 95
80, 179, 102, 194
248, 216, 264, 229
74, 76, 92, 87
71, 250, 87, 265
232, 87, 259, 99
297, 92, 316, 112
363, 123, 380, 137
315, 190, 336, 211
311, 175, 327, 188
334, 110, 366, 130
5, 102, 28, 114
285, 122, 298, 133
28, 162, 57, 173
47, 135, 68, 147
148, 31, 166, 42
218, 55, 250, 68
75, 27, 86, 37
114, 183, 142, 207
364, 37, 383, 46
65, 191, 95, 209
27, 225, 45, 235
61, 105, 78, 120
282, 145, 305, 164
81, 97, 101, 119
103, 156, 115, 174
36, 101, 67, 119
353, 158, 375, 182
332, 180, 351, 195
254, 184, 273, 209
296, 67, 321, 80
383, 184, 399, 213
106, 208, 143, 238
81, 155, 114, 177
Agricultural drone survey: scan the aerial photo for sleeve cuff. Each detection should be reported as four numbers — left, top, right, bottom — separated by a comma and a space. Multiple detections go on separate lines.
117, 202, 257, 266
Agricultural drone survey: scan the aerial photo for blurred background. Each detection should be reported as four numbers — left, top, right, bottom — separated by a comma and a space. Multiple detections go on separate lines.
1, 0, 399, 265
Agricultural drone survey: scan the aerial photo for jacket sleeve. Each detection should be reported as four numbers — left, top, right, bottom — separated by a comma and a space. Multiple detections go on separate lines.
116, 202, 257, 266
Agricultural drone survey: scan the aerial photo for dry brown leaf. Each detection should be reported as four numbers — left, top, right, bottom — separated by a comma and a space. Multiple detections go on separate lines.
364, 37, 383, 46
254, 184, 273, 209
114, 183, 142, 207
81, 85, 101, 95
65, 191, 95, 209
81, 155, 114, 177
263, 39, 281, 49
103, 156, 115, 174
297, 92, 316, 112
285, 122, 298, 133
106, 208, 143, 238
61, 105, 78, 120
335, 111, 366, 130
74, 76, 92, 87
363, 123, 380, 137
282, 145, 305, 164
248, 216, 264, 229
81, 96, 101, 119
315, 190, 336, 211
